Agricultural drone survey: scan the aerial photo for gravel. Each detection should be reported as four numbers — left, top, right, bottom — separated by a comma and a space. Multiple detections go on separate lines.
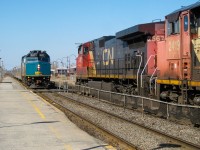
44, 92, 200, 150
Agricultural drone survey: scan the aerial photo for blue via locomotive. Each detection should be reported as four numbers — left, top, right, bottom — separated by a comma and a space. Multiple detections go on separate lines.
21, 50, 51, 88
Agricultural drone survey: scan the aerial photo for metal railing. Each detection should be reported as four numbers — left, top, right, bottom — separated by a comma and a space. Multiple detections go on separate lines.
71, 84, 200, 125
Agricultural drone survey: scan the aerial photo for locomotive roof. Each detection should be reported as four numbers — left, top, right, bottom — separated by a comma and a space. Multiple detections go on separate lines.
81, 36, 115, 46
22, 50, 49, 58
116, 22, 164, 41
91, 36, 115, 43
29, 50, 46, 54
166, 1, 200, 22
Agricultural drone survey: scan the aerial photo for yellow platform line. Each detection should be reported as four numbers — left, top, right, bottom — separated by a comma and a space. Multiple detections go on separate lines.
105, 145, 116, 150
21, 92, 46, 119
49, 126, 62, 139
49, 126, 73, 150
64, 144, 73, 150
31, 103, 46, 119
21, 92, 72, 150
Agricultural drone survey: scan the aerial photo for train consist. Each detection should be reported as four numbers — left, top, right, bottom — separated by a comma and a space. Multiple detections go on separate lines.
21, 50, 51, 88
76, 2, 200, 105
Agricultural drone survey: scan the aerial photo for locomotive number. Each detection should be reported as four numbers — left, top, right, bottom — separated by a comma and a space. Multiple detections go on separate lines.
151, 35, 165, 41
103, 48, 114, 65
169, 40, 180, 52
167, 40, 180, 58
35, 71, 42, 75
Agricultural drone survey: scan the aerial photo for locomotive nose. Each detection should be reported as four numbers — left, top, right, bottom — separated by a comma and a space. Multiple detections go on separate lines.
37, 64, 40, 71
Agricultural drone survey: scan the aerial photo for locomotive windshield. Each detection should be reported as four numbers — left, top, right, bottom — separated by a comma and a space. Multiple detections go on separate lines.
78, 46, 83, 54
26, 56, 50, 62
26, 50, 50, 62
27, 57, 38, 62
167, 19, 180, 35
38, 56, 50, 62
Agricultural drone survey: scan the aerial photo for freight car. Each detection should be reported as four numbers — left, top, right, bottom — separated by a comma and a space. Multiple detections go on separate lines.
21, 50, 51, 88
76, 1, 200, 106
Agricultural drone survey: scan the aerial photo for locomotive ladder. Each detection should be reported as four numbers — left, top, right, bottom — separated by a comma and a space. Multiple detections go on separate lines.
180, 57, 191, 104
180, 79, 188, 104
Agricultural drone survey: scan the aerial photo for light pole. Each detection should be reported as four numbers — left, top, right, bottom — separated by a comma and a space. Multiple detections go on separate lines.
51, 61, 59, 78
55, 58, 64, 89
62, 57, 68, 66
68, 54, 77, 79
1, 60, 4, 79
0, 58, 2, 81
62, 57, 69, 77
56, 58, 64, 76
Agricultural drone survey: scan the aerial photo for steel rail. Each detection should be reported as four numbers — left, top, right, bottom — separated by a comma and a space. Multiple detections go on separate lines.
37, 92, 137, 150
52, 92, 200, 150
12, 77, 200, 149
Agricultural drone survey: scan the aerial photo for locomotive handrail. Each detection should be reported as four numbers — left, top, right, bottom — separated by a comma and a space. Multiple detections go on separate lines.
75, 84, 200, 109
149, 67, 157, 95
140, 55, 155, 88
136, 54, 142, 90
152, 19, 162, 22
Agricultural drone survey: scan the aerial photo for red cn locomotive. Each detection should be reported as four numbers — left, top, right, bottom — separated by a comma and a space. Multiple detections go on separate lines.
76, 22, 165, 97
157, 2, 200, 105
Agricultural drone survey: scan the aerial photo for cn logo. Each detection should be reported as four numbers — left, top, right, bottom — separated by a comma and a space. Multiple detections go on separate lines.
103, 48, 114, 65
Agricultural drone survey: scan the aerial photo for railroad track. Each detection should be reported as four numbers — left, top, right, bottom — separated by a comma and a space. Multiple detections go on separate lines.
34, 90, 200, 150
36, 91, 136, 150
13, 77, 200, 149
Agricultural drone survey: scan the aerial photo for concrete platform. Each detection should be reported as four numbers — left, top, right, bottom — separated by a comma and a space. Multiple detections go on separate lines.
0, 76, 115, 150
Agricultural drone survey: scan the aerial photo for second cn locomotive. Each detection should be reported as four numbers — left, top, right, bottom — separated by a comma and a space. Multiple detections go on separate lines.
76, 22, 165, 97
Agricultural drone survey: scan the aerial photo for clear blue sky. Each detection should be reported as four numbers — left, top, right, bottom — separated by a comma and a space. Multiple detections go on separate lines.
0, 0, 198, 70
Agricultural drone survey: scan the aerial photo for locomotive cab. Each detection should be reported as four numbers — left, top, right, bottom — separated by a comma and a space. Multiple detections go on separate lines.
76, 42, 91, 82
157, 2, 200, 105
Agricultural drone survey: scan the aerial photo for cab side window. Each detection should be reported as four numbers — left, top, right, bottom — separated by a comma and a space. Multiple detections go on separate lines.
78, 46, 83, 54
83, 47, 89, 54
167, 19, 180, 35
184, 15, 188, 32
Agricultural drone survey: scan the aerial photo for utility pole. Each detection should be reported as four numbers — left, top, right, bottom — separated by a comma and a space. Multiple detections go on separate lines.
0, 58, 2, 81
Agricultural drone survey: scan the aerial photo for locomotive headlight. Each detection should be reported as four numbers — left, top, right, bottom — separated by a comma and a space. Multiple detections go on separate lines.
37, 64, 40, 71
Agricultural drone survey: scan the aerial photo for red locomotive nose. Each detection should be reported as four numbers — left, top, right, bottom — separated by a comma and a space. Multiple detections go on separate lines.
37, 64, 40, 71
